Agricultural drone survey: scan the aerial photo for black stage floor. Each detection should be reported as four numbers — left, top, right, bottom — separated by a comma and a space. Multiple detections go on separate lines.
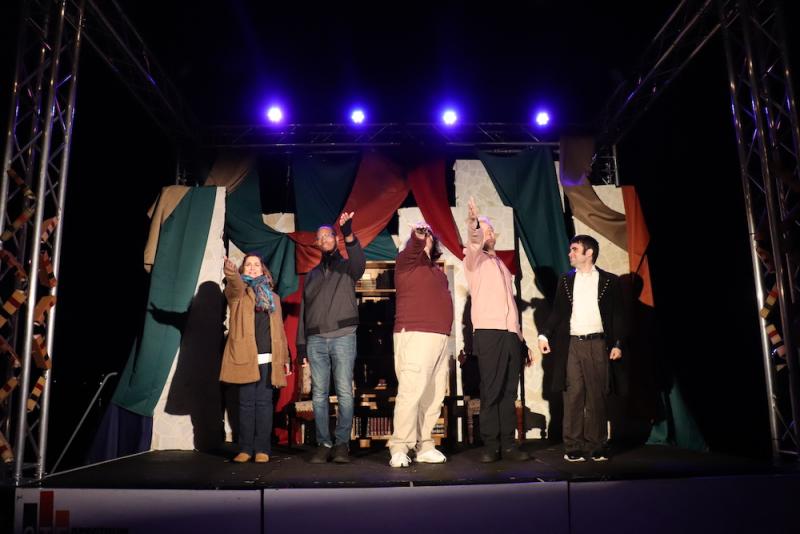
28, 441, 798, 490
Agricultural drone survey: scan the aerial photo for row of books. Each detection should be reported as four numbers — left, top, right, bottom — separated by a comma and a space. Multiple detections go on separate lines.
293, 416, 446, 446
349, 416, 394, 439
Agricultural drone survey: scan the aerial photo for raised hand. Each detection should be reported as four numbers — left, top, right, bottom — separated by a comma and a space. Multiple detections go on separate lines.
467, 196, 479, 226
339, 211, 354, 227
340, 211, 355, 241
223, 256, 237, 273
409, 221, 432, 238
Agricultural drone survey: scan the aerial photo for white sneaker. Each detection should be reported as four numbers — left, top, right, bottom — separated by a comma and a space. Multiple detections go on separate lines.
415, 448, 447, 464
389, 452, 411, 468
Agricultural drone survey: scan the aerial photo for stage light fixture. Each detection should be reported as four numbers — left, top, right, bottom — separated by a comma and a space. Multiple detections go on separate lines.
442, 109, 458, 126
266, 106, 284, 124
351, 109, 366, 124
535, 110, 551, 127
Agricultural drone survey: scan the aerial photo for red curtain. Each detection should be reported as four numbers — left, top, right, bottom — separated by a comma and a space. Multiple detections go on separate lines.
496, 250, 518, 276
275, 275, 304, 444
408, 159, 464, 260
340, 152, 408, 249
291, 153, 409, 273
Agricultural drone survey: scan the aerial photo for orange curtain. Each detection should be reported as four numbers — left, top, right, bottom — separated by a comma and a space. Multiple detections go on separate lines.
622, 185, 654, 307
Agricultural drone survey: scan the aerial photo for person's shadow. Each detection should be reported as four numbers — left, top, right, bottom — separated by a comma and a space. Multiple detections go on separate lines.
156, 281, 227, 452
460, 296, 480, 397
613, 272, 663, 449
529, 295, 563, 442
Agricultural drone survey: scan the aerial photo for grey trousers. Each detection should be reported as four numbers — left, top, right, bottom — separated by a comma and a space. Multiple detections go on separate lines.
563, 337, 609, 452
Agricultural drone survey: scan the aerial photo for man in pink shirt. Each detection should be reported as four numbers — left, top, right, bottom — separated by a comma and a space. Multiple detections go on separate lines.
464, 198, 533, 463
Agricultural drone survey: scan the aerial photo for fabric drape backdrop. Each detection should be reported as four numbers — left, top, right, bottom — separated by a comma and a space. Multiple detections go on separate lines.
291, 153, 397, 260
291, 152, 407, 272
408, 158, 464, 259
559, 135, 628, 250
112, 187, 217, 416
622, 185, 654, 307
274, 275, 304, 444
205, 150, 256, 194
225, 169, 298, 297
479, 148, 570, 298
291, 155, 359, 232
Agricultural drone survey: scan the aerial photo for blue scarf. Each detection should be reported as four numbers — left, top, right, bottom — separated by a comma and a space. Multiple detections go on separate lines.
242, 275, 275, 313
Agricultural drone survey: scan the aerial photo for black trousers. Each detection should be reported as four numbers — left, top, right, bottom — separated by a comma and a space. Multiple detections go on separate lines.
563, 337, 609, 452
474, 329, 522, 451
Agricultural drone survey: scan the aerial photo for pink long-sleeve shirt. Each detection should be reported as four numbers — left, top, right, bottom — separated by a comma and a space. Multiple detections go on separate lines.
463, 222, 522, 338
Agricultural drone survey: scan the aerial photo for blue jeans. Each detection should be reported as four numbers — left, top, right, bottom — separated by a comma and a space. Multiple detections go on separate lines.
307, 333, 356, 447
238, 363, 273, 455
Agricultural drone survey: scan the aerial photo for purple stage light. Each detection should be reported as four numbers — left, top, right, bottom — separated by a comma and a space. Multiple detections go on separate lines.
442, 109, 458, 126
351, 109, 366, 124
266, 106, 284, 124
535, 111, 551, 127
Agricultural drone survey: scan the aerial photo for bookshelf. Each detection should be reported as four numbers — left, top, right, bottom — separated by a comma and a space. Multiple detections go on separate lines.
292, 259, 456, 449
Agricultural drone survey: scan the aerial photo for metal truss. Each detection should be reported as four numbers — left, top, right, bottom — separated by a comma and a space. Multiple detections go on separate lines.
0, 0, 86, 483
63, 0, 200, 151
588, 145, 620, 186
589, 0, 730, 185
596, 0, 727, 149
0, 0, 202, 484
719, 0, 800, 458
595, 0, 800, 458
207, 122, 557, 153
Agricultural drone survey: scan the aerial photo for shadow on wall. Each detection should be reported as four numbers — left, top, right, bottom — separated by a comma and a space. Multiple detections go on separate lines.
164, 281, 227, 451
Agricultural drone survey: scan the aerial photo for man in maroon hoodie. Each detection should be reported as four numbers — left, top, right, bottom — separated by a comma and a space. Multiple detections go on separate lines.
388, 222, 454, 468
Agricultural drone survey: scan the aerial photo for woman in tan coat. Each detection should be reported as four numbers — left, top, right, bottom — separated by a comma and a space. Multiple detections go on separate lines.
220, 254, 289, 463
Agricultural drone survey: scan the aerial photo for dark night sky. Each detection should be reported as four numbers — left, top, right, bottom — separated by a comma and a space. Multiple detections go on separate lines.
2, 1, 799, 466
118, 1, 670, 125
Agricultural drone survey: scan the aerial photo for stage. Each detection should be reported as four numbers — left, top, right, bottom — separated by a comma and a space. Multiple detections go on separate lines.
8, 442, 800, 533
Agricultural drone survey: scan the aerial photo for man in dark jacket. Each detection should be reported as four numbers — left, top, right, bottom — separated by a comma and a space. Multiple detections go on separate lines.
538, 235, 625, 462
297, 211, 366, 463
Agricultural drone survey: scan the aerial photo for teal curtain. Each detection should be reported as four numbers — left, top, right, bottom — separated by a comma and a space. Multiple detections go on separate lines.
647, 383, 708, 451
112, 187, 217, 416
292, 152, 396, 260
292, 155, 360, 231
479, 149, 570, 299
364, 229, 397, 260
226, 170, 298, 297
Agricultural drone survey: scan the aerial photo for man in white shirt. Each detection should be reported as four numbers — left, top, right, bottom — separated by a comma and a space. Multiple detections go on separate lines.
538, 235, 625, 462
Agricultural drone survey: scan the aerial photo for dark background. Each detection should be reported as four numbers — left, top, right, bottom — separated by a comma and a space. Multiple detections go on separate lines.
2, 0, 798, 469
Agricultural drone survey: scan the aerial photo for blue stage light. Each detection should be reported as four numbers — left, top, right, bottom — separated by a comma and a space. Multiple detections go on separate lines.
351, 109, 366, 124
535, 110, 551, 127
266, 106, 284, 124
442, 109, 458, 126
